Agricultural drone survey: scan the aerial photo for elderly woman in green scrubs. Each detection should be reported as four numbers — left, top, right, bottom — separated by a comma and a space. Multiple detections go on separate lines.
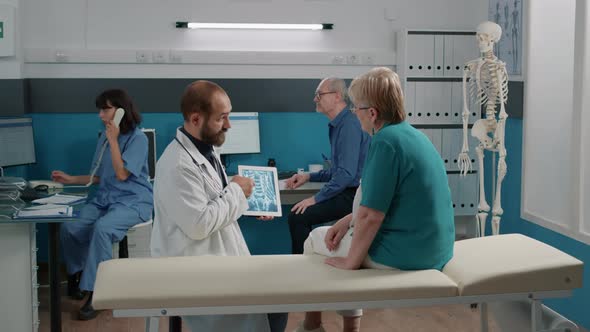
296, 67, 455, 332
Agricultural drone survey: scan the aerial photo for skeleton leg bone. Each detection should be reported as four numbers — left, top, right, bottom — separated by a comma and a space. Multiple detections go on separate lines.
477, 213, 489, 238
491, 126, 508, 235
491, 154, 506, 235
491, 216, 501, 236
475, 146, 490, 237
476, 146, 490, 213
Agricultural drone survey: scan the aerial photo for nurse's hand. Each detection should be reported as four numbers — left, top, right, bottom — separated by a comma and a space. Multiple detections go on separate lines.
232, 175, 254, 198
257, 216, 274, 221
105, 120, 120, 143
285, 173, 310, 189
51, 170, 75, 184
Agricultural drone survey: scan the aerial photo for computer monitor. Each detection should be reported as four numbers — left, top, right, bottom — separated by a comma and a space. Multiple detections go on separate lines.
0, 117, 36, 167
218, 112, 261, 155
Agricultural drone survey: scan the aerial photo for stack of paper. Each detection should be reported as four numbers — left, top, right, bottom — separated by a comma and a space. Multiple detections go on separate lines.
32, 193, 87, 205
0, 176, 27, 188
14, 205, 73, 219
0, 177, 26, 202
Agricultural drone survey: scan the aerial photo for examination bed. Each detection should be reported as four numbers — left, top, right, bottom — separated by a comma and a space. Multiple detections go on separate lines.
93, 234, 584, 332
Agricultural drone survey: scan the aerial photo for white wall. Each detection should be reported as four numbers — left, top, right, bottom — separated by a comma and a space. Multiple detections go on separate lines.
0, 0, 22, 78
522, 0, 590, 243
577, 0, 590, 235
19, 0, 487, 78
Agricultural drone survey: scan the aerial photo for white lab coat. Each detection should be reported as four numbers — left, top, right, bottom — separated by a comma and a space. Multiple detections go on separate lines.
150, 128, 271, 332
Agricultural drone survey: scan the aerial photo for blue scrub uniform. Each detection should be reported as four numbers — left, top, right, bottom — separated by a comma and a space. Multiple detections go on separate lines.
61, 127, 153, 291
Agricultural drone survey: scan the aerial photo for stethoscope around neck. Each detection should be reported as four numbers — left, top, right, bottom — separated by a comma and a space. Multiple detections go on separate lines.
174, 136, 225, 196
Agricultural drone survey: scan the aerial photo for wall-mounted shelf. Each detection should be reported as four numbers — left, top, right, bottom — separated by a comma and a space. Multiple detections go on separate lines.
24, 48, 395, 66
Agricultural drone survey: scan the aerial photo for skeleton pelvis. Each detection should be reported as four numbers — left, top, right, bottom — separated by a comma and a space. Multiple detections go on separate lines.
471, 119, 495, 146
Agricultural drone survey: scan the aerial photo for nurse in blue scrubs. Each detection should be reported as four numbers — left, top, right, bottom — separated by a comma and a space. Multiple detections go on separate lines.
52, 89, 153, 320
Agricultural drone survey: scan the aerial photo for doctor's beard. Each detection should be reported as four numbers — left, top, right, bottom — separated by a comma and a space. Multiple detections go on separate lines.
202, 126, 227, 147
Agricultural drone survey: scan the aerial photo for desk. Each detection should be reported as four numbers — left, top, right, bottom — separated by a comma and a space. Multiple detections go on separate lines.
0, 183, 324, 331
0, 195, 82, 332
280, 182, 325, 205
227, 175, 325, 205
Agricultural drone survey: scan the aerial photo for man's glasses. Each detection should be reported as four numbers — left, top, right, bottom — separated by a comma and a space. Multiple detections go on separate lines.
314, 91, 337, 100
350, 106, 371, 113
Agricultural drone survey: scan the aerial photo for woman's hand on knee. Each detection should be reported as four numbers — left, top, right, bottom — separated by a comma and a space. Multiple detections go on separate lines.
325, 256, 359, 270
324, 224, 347, 251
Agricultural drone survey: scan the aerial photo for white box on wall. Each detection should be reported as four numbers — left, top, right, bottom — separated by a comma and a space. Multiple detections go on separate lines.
0, 4, 15, 57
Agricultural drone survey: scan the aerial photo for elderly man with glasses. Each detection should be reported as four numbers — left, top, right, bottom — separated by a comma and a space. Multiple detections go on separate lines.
285, 77, 370, 256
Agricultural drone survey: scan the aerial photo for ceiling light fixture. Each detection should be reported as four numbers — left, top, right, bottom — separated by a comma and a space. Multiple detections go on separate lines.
175, 22, 333, 30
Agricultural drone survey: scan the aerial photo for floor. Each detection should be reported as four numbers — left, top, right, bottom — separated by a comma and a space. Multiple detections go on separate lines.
39, 284, 501, 332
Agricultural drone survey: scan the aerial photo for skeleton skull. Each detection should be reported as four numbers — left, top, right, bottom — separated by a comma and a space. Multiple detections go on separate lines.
476, 21, 502, 53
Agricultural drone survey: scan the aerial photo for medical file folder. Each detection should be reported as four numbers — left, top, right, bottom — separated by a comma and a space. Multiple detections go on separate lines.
14, 205, 73, 219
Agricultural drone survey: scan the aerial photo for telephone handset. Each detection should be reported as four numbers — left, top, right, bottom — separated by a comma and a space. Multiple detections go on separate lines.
86, 108, 125, 187
113, 108, 125, 127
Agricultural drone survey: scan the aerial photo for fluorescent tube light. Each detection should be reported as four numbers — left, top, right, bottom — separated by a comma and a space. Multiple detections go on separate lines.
175, 22, 333, 30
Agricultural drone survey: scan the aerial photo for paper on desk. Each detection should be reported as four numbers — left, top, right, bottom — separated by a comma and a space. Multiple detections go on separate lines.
15, 205, 72, 218
32, 193, 87, 205
23, 204, 66, 210
279, 180, 287, 190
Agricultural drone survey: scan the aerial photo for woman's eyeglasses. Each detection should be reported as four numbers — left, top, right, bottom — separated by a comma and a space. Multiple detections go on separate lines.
349, 106, 371, 113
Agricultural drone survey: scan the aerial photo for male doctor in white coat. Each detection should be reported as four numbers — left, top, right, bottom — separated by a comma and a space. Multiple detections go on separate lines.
151, 80, 286, 332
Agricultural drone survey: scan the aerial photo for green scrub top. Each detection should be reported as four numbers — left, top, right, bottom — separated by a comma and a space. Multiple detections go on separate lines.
360, 121, 455, 271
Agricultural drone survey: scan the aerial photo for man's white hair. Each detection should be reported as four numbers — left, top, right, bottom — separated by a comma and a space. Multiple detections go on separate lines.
323, 77, 348, 103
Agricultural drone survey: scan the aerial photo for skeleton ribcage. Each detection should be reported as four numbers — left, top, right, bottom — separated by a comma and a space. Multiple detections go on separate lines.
467, 59, 508, 108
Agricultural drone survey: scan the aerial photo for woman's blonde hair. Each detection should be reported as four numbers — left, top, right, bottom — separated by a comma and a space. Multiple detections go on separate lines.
348, 67, 406, 124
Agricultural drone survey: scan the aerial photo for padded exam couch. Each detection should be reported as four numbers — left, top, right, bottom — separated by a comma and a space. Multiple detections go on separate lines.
93, 234, 584, 332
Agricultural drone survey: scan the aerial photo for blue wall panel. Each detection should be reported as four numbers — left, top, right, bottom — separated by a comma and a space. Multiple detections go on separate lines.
29, 112, 329, 261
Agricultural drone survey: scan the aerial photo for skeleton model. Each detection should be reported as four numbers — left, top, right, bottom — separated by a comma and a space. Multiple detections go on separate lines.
457, 21, 508, 237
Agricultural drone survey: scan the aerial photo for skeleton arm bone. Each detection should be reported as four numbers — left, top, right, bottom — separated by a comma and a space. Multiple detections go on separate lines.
492, 66, 508, 218
458, 62, 475, 175
493, 65, 509, 158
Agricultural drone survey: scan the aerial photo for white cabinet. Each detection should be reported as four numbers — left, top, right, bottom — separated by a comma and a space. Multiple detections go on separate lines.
0, 223, 38, 332
401, 31, 479, 79
405, 34, 435, 77
412, 82, 452, 125
398, 29, 480, 223
447, 173, 479, 216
